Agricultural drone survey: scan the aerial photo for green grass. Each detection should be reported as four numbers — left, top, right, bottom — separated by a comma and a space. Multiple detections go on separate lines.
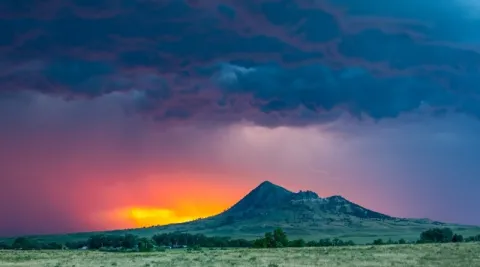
1, 243, 480, 266
3, 223, 478, 245
0, 228, 477, 249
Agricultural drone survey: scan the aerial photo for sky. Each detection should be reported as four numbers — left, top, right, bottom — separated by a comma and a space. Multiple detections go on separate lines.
1, 0, 480, 237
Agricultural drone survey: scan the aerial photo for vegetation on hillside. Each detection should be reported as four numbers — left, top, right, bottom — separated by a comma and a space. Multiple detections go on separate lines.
1, 227, 479, 252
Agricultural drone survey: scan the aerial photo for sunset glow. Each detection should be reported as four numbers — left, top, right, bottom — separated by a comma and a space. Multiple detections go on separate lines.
114, 207, 197, 228
95, 201, 234, 230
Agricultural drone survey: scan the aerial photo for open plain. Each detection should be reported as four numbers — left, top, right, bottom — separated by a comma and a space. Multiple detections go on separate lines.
1, 243, 480, 267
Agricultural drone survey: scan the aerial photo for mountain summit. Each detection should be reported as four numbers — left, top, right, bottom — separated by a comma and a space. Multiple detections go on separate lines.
224, 181, 292, 214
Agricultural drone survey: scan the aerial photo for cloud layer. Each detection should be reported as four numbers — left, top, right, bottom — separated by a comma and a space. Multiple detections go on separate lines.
2, 0, 480, 126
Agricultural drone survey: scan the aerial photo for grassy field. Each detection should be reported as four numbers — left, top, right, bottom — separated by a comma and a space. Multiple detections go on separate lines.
4, 225, 479, 246
1, 243, 480, 267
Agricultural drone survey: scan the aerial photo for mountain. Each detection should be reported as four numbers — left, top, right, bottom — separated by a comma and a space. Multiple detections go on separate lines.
9, 181, 480, 244
222, 180, 391, 221
138, 181, 479, 242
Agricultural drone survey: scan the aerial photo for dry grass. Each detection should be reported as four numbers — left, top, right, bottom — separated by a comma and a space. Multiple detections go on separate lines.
1, 243, 480, 267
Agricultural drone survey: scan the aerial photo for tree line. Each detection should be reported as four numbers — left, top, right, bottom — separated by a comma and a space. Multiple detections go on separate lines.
0, 227, 479, 251
251, 228, 355, 248
370, 227, 480, 245
0, 232, 254, 251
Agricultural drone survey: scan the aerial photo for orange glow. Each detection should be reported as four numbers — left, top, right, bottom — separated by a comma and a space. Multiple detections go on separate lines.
103, 202, 230, 228
113, 207, 197, 227
86, 173, 250, 230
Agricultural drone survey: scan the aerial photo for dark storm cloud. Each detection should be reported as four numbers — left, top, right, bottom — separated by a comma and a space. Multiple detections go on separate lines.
1, 0, 480, 125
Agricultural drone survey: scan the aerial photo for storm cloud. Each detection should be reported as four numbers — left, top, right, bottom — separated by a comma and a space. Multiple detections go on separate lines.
1, 0, 480, 126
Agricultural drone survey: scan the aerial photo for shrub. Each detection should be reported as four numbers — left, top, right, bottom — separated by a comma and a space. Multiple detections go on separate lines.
0, 242, 10, 249
137, 238, 154, 252
465, 235, 480, 242
252, 228, 290, 248
452, 234, 464, 243
288, 239, 306, 247
419, 228, 453, 243
12, 237, 40, 250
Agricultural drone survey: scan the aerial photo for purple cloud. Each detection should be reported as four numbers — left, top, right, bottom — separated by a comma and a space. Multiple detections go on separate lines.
1, 0, 479, 126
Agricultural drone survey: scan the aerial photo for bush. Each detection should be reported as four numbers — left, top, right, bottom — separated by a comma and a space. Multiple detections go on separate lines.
419, 228, 453, 243
138, 238, 154, 252
452, 234, 464, 243
155, 247, 166, 252
332, 238, 344, 246
65, 241, 87, 249
288, 239, 306, 247
0, 242, 10, 249
122, 234, 138, 249
12, 237, 40, 250
318, 238, 332, 247
344, 240, 356, 246
465, 235, 480, 242
41, 242, 63, 250
151, 232, 251, 248
252, 228, 290, 248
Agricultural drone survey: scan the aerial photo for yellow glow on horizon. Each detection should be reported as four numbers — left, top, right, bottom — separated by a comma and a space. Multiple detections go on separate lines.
118, 207, 197, 227
91, 177, 245, 230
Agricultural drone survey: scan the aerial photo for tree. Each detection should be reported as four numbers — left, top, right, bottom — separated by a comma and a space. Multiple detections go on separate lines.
318, 238, 332, 247
373, 239, 384, 245
264, 232, 276, 248
332, 238, 344, 246
252, 228, 290, 248
122, 234, 138, 249
273, 228, 288, 247
12, 237, 39, 250
137, 238, 154, 252
87, 234, 107, 249
253, 238, 267, 248
420, 228, 453, 243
